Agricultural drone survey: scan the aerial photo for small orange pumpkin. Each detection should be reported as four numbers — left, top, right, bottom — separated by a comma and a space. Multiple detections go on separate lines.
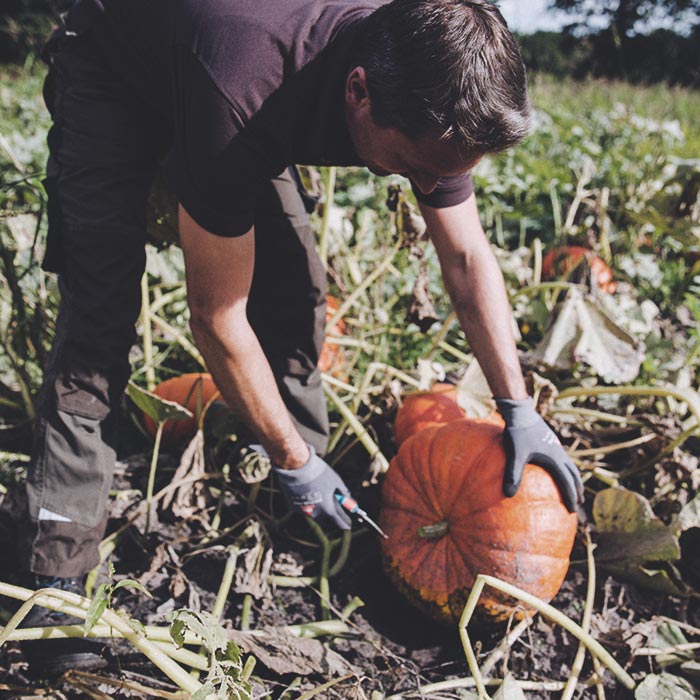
394, 383, 463, 447
143, 373, 221, 446
541, 246, 616, 293
380, 418, 577, 624
318, 295, 347, 377
394, 383, 503, 447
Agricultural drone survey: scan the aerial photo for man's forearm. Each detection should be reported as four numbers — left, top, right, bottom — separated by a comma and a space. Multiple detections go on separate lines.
420, 196, 527, 400
448, 248, 527, 400
190, 310, 309, 470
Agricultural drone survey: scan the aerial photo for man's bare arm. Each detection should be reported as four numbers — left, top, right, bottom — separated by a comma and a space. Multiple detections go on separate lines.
178, 204, 309, 469
419, 193, 527, 400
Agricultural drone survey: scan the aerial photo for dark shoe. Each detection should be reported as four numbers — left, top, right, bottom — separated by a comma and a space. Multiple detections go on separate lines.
20, 575, 108, 676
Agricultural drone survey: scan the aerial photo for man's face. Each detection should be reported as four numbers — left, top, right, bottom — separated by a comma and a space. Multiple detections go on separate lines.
344, 67, 482, 195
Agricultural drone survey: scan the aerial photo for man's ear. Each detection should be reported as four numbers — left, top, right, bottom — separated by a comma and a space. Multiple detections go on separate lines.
345, 66, 370, 109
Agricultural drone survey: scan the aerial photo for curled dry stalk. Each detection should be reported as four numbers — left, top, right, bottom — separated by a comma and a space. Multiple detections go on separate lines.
556, 384, 700, 471
457, 574, 636, 699
268, 529, 352, 588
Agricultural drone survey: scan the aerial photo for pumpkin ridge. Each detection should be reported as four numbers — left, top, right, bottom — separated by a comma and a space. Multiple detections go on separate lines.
454, 537, 569, 558
394, 535, 443, 584
422, 430, 451, 518
380, 504, 438, 521
442, 427, 505, 520
430, 428, 472, 518
446, 531, 481, 584
397, 432, 445, 519
386, 450, 437, 519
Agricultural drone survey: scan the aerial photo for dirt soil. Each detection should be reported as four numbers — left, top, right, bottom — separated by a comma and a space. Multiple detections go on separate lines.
0, 420, 698, 700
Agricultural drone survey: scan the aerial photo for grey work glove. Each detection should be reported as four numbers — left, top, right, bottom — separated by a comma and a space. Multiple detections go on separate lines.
252, 444, 351, 530
495, 398, 584, 513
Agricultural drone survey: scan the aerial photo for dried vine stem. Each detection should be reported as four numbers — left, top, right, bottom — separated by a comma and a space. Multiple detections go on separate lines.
560, 527, 596, 700
0, 582, 201, 695
458, 574, 636, 699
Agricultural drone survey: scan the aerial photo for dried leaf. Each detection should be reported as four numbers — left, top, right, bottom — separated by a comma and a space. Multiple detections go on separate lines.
406, 263, 439, 332
679, 493, 700, 531
161, 429, 208, 521
230, 629, 358, 677
525, 288, 645, 383
492, 675, 527, 700
593, 487, 684, 593
456, 359, 496, 419
3, 214, 37, 253
237, 448, 271, 485
234, 537, 273, 600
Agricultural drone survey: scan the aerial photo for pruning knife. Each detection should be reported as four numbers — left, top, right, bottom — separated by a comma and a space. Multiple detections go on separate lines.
335, 492, 389, 539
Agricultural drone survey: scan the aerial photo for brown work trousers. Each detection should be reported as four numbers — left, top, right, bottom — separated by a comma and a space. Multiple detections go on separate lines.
26, 21, 328, 578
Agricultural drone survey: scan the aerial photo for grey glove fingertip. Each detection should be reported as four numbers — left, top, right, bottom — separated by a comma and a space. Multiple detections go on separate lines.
502, 466, 522, 498
334, 509, 352, 530
566, 461, 585, 502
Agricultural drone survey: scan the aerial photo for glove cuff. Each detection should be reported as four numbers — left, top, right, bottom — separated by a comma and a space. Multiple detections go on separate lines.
272, 445, 326, 486
495, 397, 538, 428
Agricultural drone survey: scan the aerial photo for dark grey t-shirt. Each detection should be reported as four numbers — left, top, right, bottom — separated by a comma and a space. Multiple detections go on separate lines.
89, 0, 474, 236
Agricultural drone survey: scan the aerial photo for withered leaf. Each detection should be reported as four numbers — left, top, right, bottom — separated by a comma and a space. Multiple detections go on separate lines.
230, 629, 358, 677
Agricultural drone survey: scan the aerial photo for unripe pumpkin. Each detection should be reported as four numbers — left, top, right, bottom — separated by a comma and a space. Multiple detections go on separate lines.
394, 383, 503, 447
380, 418, 577, 624
541, 246, 616, 294
143, 373, 221, 446
318, 295, 347, 377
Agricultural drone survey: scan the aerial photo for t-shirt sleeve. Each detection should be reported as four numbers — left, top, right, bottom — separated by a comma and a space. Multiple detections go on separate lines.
173, 49, 268, 237
411, 172, 474, 209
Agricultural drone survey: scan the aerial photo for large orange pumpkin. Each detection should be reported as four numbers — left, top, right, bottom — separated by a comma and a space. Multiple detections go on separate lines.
380, 419, 577, 624
318, 295, 347, 377
394, 383, 503, 447
143, 373, 221, 446
541, 246, 616, 293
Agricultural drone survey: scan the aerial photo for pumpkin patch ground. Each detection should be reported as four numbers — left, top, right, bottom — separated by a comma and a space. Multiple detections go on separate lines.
0, 402, 697, 700
3, 56, 700, 700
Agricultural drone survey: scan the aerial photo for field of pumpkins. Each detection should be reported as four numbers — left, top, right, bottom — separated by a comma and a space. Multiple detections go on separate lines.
1, 66, 700, 700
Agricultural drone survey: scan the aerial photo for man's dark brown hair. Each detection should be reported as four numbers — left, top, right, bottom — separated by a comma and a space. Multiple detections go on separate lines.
354, 0, 530, 154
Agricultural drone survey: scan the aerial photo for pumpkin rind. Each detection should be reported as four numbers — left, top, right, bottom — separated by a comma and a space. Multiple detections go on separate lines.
380, 419, 577, 623
541, 246, 616, 294
143, 373, 221, 446
318, 295, 347, 377
394, 383, 463, 447
394, 383, 504, 447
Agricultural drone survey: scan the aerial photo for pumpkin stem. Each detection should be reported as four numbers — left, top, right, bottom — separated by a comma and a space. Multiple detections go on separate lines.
418, 520, 449, 539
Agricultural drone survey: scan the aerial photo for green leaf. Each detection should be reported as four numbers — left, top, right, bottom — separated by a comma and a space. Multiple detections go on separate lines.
170, 618, 186, 648
112, 577, 153, 598
84, 582, 110, 636
126, 381, 193, 423
650, 623, 692, 669
222, 640, 242, 665
191, 682, 216, 700
635, 673, 698, 700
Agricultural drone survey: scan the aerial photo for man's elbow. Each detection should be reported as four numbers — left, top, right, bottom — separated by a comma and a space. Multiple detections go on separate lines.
188, 300, 247, 346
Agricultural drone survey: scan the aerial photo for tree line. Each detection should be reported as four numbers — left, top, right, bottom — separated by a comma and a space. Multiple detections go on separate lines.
0, 0, 699, 86
517, 28, 700, 86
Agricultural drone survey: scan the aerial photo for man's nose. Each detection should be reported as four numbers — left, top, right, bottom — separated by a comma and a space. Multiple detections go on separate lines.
411, 173, 440, 195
